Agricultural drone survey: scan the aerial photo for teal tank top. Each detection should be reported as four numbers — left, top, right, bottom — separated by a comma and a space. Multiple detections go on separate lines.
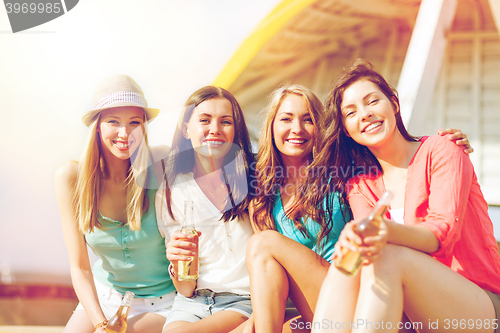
85, 189, 174, 297
273, 191, 349, 263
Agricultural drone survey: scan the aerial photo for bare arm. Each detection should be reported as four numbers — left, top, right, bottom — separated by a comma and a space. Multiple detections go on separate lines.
334, 218, 438, 268
54, 162, 107, 327
384, 220, 439, 253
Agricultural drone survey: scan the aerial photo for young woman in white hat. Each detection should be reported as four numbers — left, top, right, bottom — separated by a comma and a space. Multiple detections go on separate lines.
54, 75, 175, 333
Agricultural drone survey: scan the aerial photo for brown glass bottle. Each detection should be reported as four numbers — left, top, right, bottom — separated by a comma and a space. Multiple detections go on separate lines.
334, 191, 393, 276
105, 291, 134, 333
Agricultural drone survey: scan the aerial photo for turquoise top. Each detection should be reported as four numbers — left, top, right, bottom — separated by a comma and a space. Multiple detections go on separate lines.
85, 189, 174, 298
273, 191, 348, 262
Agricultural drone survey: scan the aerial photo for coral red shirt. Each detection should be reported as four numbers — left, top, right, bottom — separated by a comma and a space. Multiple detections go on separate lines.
347, 135, 500, 294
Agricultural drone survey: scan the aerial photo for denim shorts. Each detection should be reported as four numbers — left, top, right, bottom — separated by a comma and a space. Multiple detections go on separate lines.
163, 289, 252, 327
75, 278, 176, 319
485, 289, 500, 333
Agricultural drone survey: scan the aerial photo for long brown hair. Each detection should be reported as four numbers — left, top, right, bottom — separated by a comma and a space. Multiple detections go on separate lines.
297, 59, 419, 220
162, 86, 256, 222
251, 84, 345, 246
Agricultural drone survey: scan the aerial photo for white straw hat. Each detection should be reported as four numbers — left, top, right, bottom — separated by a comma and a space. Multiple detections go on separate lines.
82, 74, 159, 127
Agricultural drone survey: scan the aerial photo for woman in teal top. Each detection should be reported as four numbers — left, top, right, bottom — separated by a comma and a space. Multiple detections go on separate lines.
85, 188, 173, 297
244, 84, 469, 332
272, 191, 346, 263
245, 84, 351, 332
54, 75, 175, 333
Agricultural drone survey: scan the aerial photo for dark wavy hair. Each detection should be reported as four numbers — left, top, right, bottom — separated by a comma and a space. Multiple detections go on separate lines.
163, 86, 256, 222
296, 59, 419, 222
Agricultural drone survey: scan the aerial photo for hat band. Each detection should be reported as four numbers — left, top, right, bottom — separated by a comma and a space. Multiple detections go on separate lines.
94, 91, 148, 110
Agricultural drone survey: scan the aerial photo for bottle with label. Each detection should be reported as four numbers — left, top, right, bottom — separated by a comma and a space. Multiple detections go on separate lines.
177, 200, 199, 281
105, 291, 134, 333
334, 191, 393, 276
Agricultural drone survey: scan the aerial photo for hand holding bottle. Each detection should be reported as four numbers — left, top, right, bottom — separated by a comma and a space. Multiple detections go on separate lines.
105, 291, 134, 333
166, 231, 199, 262
166, 201, 200, 281
334, 218, 389, 264
334, 191, 392, 275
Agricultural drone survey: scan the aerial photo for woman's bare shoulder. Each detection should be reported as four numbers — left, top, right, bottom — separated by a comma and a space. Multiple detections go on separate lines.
54, 161, 79, 184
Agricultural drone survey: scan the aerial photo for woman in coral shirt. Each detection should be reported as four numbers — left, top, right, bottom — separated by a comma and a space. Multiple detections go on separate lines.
304, 59, 500, 333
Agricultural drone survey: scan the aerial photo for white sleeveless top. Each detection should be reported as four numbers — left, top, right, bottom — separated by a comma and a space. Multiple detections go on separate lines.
389, 207, 405, 225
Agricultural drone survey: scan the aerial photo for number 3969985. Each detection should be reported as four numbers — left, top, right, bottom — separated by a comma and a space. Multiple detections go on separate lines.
5, 2, 62, 14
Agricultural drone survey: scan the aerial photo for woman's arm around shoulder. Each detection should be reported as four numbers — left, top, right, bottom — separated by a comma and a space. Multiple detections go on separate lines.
437, 127, 474, 154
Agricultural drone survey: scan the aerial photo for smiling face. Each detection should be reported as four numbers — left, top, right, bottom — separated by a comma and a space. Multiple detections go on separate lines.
183, 97, 235, 162
99, 106, 145, 160
272, 94, 316, 163
340, 79, 398, 149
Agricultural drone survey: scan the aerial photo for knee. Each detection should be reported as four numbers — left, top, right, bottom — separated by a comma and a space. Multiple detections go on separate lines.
246, 230, 282, 263
360, 244, 414, 281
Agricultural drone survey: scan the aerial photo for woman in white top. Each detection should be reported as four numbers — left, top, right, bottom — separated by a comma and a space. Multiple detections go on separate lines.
156, 86, 256, 333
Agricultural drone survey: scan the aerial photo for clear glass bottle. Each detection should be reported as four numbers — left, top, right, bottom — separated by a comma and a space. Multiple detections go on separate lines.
105, 291, 134, 333
177, 200, 199, 281
334, 191, 393, 276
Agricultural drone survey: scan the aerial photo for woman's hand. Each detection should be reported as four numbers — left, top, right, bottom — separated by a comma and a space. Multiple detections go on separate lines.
166, 231, 200, 264
437, 128, 473, 154
358, 219, 388, 265
333, 219, 388, 265
94, 327, 107, 333
166, 231, 200, 297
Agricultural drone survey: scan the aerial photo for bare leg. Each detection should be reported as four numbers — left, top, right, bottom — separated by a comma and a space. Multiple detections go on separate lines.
282, 315, 313, 333
312, 263, 361, 333
314, 244, 496, 333
128, 312, 166, 333
356, 244, 496, 333
163, 320, 191, 331
163, 310, 248, 333
229, 316, 251, 333
232, 313, 310, 333
63, 309, 95, 333
246, 230, 330, 333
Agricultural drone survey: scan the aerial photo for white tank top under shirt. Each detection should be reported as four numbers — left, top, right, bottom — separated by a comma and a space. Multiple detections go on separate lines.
389, 207, 405, 225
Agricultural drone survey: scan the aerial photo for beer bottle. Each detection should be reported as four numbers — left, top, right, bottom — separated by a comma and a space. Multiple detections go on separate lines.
177, 200, 199, 281
334, 191, 393, 276
105, 291, 134, 333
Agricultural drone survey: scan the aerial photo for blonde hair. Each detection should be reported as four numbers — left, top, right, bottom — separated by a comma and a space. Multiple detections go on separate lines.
252, 84, 325, 231
74, 113, 151, 233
